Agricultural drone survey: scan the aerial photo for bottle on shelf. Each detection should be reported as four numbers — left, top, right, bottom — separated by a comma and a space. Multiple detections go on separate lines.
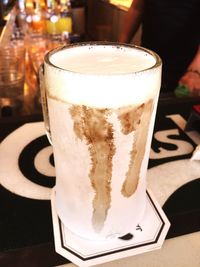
70, 0, 86, 37
16, 0, 26, 32
57, 0, 73, 34
46, 0, 56, 11
46, 0, 60, 35
46, 0, 73, 37
17, 0, 26, 13
25, 0, 46, 34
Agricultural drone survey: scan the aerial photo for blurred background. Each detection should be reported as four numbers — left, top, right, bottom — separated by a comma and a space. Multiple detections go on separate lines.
0, 0, 139, 115
0, 0, 140, 44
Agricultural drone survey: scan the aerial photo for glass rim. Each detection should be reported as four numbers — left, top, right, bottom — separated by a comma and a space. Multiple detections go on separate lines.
44, 41, 162, 76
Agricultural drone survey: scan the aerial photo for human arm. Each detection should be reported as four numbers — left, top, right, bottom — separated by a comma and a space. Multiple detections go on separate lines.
179, 45, 200, 95
118, 0, 145, 43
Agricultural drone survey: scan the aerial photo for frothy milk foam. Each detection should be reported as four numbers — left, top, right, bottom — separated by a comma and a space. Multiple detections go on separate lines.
45, 44, 161, 240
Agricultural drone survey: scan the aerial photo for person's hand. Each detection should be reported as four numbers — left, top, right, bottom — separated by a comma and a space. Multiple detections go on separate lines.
179, 70, 200, 96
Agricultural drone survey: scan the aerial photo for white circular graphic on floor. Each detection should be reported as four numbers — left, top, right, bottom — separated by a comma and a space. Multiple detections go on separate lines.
147, 159, 200, 206
0, 122, 55, 200
0, 122, 199, 203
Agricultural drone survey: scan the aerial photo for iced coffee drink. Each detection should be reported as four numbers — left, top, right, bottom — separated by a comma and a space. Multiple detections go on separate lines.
41, 43, 162, 240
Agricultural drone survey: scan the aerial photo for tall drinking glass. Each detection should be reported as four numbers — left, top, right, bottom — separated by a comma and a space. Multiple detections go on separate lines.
40, 42, 162, 240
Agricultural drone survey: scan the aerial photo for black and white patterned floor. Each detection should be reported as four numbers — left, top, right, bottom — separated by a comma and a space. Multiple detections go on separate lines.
0, 102, 199, 266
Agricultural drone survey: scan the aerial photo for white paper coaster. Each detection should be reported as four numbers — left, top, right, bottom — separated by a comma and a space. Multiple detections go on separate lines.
51, 189, 170, 267
191, 144, 200, 160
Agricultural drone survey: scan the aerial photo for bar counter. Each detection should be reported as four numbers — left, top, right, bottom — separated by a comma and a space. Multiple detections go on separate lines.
0, 92, 199, 266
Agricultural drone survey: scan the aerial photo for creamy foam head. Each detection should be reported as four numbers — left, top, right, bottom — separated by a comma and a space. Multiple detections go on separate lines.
45, 43, 162, 108
49, 45, 156, 74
